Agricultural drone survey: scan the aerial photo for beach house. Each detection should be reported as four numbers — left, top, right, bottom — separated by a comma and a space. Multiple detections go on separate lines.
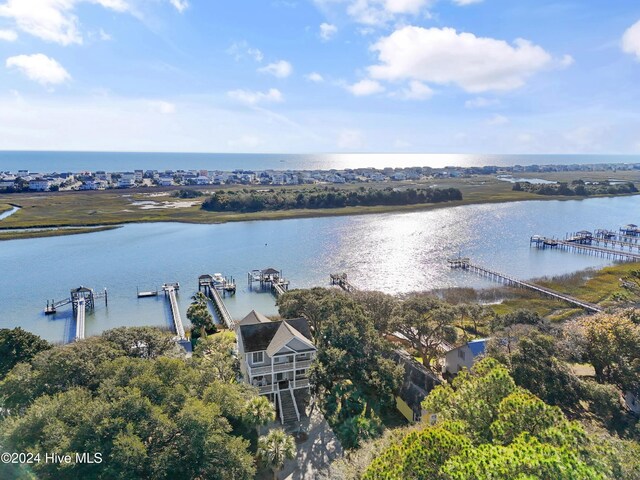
236, 310, 316, 425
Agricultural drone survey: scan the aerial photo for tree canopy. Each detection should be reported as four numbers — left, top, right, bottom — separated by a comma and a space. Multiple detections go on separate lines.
0, 327, 263, 480
363, 359, 635, 480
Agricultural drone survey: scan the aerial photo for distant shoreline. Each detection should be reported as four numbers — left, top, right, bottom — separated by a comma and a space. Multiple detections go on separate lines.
1, 175, 639, 241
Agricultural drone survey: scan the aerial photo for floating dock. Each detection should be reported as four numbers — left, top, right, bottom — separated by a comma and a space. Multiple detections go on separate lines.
162, 283, 186, 340
448, 257, 602, 313
137, 287, 159, 298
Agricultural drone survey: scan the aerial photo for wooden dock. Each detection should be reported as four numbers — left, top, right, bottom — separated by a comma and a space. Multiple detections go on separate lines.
75, 297, 86, 341
44, 286, 107, 315
530, 235, 640, 262
448, 257, 602, 313
595, 229, 640, 245
248, 267, 290, 298
330, 273, 357, 293
206, 284, 235, 329
162, 283, 186, 340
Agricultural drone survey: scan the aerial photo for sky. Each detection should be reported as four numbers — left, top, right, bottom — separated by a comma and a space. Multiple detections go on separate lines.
0, 0, 639, 154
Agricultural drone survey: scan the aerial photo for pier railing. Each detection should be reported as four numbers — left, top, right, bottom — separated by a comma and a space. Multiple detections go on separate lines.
531, 235, 640, 262
449, 257, 602, 313
207, 285, 234, 329
75, 298, 86, 341
163, 285, 186, 340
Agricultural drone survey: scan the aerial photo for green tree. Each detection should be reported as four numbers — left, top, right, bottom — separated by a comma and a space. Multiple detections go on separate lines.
243, 395, 276, 436
0, 327, 50, 379
363, 359, 616, 480
257, 429, 296, 480
391, 295, 457, 370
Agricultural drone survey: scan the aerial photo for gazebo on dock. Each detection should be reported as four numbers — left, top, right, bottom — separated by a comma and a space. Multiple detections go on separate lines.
621, 224, 640, 237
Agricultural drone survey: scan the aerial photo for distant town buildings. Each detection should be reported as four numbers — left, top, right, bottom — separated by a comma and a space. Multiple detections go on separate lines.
1, 162, 639, 193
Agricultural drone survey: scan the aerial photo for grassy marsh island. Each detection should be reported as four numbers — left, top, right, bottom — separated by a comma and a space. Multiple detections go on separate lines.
1, 170, 639, 241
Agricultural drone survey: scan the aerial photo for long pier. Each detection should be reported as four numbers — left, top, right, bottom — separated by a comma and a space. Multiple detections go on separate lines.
531, 235, 640, 262
448, 257, 603, 313
162, 283, 186, 340
75, 298, 86, 341
206, 285, 235, 329
330, 273, 357, 293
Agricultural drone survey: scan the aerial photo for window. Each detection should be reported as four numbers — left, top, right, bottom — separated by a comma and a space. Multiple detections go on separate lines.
296, 369, 307, 377
252, 352, 264, 364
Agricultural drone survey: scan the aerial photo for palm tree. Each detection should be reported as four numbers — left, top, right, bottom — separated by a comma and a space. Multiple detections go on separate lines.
257, 429, 296, 480
243, 396, 275, 436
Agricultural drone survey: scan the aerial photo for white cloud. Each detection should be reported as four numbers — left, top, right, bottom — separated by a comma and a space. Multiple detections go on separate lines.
0, 0, 183, 45
0, 29, 17, 41
228, 135, 262, 149
98, 28, 112, 41
258, 60, 293, 78
487, 114, 509, 125
227, 88, 283, 105
368, 26, 554, 93
227, 41, 264, 62
149, 100, 176, 114
560, 54, 574, 67
314, 0, 430, 26
622, 19, 640, 59
169, 0, 189, 13
465, 97, 499, 108
337, 129, 364, 149
452, 0, 483, 5
397, 80, 433, 100
347, 78, 385, 96
306, 72, 324, 82
6, 54, 71, 86
319, 22, 337, 41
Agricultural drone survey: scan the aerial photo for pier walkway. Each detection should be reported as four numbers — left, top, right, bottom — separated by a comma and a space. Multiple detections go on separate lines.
206, 285, 235, 329
531, 236, 640, 262
448, 257, 602, 313
75, 298, 86, 341
162, 283, 186, 340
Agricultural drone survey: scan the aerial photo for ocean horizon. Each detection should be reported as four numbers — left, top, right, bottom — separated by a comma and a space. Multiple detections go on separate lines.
1, 151, 640, 173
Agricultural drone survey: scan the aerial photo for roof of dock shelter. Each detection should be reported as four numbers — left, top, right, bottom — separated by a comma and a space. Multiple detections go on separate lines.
261, 267, 280, 275
239, 317, 313, 353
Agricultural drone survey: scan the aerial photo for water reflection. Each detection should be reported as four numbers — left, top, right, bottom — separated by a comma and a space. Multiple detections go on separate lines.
1, 195, 639, 342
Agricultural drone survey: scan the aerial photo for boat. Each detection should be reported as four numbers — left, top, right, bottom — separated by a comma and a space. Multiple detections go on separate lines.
212, 273, 225, 286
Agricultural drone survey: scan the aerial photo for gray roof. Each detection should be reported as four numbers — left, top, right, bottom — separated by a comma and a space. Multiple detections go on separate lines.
390, 349, 441, 411
239, 317, 313, 353
238, 310, 272, 326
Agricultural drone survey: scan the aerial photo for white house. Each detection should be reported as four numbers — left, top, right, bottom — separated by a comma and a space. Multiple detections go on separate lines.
28, 178, 51, 191
159, 177, 174, 186
443, 338, 488, 375
134, 170, 144, 182
236, 310, 316, 425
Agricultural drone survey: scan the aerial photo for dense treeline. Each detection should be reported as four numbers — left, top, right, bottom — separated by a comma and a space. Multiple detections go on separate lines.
513, 179, 638, 196
202, 186, 463, 213
0, 327, 271, 480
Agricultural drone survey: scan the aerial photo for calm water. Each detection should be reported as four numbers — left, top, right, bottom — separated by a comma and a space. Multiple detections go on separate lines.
1, 151, 640, 173
1, 195, 639, 342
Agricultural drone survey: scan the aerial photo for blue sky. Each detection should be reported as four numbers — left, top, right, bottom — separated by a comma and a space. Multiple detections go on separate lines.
0, 0, 639, 154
